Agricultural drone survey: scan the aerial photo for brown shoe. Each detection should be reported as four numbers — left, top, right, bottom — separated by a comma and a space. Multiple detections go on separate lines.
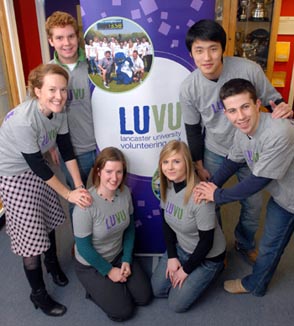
224, 279, 249, 294
235, 241, 258, 264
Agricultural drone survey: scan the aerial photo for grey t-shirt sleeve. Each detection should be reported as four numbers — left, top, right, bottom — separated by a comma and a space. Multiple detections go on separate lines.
73, 204, 93, 238
12, 123, 40, 154
179, 74, 202, 125
252, 127, 294, 179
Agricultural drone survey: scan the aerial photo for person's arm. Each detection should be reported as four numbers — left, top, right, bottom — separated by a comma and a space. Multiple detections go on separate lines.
56, 133, 85, 189
121, 216, 135, 264
252, 64, 292, 119
185, 123, 210, 181
210, 157, 244, 187
182, 229, 214, 274
161, 209, 178, 258
185, 123, 203, 162
56, 133, 75, 162
266, 99, 293, 119
214, 174, 272, 205
22, 151, 91, 208
75, 235, 113, 276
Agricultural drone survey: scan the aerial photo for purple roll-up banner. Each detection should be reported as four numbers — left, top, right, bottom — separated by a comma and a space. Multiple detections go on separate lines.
79, 0, 216, 253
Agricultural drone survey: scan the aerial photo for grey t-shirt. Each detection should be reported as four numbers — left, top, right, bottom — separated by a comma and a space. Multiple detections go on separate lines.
161, 185, 226, 258
73, 185, 134, 265
0, 99, 68, 176
228, 113, 294, 213
50, 50, 96, 156
180, 56, 283, 156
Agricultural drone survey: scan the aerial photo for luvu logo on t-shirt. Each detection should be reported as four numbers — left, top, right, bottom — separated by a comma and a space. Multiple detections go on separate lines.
245, 149, 259, 164
166, 201, 183, 220
41, 128, 58, 148
105, 209, 127, 230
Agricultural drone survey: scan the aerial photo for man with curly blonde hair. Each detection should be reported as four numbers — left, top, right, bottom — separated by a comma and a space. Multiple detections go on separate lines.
45, 11, 97, 217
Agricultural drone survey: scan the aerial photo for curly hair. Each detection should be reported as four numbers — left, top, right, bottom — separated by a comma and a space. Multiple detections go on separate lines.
45, 11, 79, 39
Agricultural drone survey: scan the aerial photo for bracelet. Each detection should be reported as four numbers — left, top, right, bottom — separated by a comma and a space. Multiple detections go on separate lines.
65, 190, 72, 201
75, 184, 85, 189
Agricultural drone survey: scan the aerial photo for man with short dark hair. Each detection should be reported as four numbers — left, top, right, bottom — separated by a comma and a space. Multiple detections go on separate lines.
195, 78, 294, 297
180, 19, 293, 264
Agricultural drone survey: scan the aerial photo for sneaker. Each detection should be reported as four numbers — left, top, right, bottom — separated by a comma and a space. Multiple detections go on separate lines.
103, 82, 110, 89
224, 279, 249, 294
235, 241, 258, 264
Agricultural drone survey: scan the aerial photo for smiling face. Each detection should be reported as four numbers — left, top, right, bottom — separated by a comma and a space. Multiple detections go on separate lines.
223, 92, 261, 136
48, 25, 79, 64
190, 39, 223, 80
161, 151, 186, 183
34, 73, 68, 116
98, 160, 124, 195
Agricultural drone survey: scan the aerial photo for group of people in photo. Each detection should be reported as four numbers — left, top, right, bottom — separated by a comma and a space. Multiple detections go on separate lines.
85, 34, 152, 88
0, 10, 294, 323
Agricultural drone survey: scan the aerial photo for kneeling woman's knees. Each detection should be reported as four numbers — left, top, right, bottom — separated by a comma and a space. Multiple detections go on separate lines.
169, 302, 188, 313
107, 306, 134, 322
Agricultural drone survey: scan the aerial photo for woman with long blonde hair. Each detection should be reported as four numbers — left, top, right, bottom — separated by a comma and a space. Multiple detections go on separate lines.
151, 140, 226, 312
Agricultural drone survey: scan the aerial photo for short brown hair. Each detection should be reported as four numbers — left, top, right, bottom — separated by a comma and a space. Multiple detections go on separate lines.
45, 11, 79, 39
28, 63, 69, 98
92, 147, 128, 191
219, 78, 258, 107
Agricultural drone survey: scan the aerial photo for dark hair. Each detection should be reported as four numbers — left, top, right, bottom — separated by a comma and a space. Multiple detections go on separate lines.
92, 147, 127, 190
185, 19, 226, 53
219, 78, 258, 106
158, 140, 197, 205
28, 63, 69, 98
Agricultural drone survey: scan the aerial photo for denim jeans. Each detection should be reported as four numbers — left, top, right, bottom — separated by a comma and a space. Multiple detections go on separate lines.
204, 148, 262, 251
151, 245, 224, 312
242, 197, 294, 296
61, 149, 96, 218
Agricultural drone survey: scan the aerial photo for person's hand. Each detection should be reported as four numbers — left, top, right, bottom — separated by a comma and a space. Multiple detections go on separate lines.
68, 188, 92, 208
171, 267, 188, 289
194, 181, 217, 203
108, 267, 127, 283
196, 167, 211, 181
166, 258, 181, 282
120, 262, 131, 278
193, 185, 205, 204
270, 101, 293, 119
49, 147, 60, 166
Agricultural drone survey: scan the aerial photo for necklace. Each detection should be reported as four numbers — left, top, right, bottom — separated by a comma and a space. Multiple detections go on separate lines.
97, 189, 118, 202
38, 102, 51, 117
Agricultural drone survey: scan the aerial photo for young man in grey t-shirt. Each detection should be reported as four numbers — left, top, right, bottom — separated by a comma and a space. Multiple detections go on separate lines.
180, 19, 293, 264
195, 78, 294, 297
45, 11, 97, 217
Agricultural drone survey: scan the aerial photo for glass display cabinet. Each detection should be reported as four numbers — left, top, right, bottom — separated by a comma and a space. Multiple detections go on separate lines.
215, 0, 282, 80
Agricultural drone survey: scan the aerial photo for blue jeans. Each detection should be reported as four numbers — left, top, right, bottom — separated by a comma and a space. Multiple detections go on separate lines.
242, 197, 294, 296
151, 245, 224, 312
204, 148, 262, 251
61, 149, 96, 218
88, 57, 98, 74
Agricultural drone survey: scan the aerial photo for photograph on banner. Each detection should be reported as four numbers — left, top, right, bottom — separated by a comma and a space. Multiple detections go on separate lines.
84, 17, 153, 92
79, 0, 216, 253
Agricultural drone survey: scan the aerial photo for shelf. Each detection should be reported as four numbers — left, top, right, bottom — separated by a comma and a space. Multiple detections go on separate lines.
215, 0, 282, 80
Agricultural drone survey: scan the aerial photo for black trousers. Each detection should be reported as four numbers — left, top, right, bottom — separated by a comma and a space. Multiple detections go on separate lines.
74, 256, 152, 321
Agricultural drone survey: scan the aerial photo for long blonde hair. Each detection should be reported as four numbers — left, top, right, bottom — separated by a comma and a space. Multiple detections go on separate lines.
159, 140, 197, 205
